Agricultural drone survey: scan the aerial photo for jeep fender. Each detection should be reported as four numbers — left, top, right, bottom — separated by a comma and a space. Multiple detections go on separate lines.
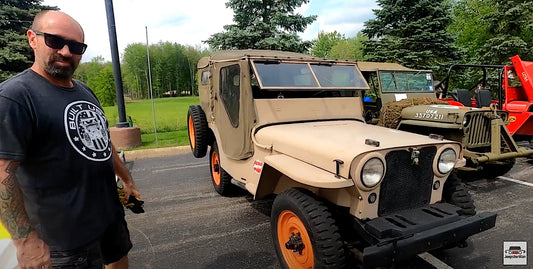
254, 154, 354, 199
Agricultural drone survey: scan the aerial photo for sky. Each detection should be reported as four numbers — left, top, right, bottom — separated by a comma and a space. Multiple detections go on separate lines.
41, 0, 379, 62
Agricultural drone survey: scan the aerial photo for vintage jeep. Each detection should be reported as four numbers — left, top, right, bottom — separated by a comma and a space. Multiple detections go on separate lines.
187, 50, 496, 268
358, 61, 533, 179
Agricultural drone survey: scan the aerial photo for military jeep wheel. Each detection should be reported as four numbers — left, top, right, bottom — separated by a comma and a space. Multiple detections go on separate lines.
209, 141, 235, 196
187, 105, 209, 158
443, 173, 476, 216
271, 188, 346, 269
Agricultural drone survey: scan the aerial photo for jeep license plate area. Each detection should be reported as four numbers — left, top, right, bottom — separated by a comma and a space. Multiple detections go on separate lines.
361, 207, 497, 268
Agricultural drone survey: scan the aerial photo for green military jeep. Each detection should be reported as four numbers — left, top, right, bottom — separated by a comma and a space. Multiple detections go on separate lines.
187, 50, 496, 268
358, 61, 533, 179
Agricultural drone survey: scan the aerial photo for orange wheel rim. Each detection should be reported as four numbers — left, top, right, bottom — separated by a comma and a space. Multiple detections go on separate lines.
211, 150, 221, 185
188, 115, 196, 149
277, 210, 314, 269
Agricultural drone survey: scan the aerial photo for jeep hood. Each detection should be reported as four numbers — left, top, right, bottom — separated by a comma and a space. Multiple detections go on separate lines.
254, 120, 453, 178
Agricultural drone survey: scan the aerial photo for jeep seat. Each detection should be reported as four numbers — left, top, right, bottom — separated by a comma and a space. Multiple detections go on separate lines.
476, 89, 492, 108
453, 89, 472, 107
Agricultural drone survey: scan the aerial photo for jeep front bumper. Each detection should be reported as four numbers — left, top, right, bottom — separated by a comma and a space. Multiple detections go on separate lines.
360, 203, 497, 268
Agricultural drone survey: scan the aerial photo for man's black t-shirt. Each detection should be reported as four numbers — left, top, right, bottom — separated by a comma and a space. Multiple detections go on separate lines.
0, 69, 124, 251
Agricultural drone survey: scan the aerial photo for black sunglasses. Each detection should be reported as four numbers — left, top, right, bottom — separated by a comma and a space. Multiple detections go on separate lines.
33, 30, 87, 55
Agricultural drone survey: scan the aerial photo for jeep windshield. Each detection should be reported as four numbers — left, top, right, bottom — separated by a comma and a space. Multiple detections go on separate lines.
379, 71, 434, 93
251, 60, 368, 90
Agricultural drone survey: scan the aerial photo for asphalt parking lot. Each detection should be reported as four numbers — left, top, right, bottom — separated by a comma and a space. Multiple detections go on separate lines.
122, 149, 532, 269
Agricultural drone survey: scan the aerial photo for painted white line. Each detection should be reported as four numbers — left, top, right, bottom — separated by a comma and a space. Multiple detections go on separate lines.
153, 163, 209, 173
418, 252, 454, 269
497, 176, 533, 187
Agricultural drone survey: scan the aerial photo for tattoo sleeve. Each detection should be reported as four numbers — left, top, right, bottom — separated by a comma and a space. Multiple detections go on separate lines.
0, 159, 33, 239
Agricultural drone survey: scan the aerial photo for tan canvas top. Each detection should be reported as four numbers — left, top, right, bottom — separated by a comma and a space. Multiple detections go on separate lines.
198, 49, 349, 68
356, 61, 413, 72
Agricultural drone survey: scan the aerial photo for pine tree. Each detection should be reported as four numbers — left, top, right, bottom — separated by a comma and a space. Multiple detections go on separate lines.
0, 0, 55, 82
205, 0, 316, 53
362, 0, 461, 77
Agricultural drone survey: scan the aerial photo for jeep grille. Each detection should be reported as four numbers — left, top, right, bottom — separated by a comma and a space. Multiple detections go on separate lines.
378, 146, 436, 216
464, 112, 491, 147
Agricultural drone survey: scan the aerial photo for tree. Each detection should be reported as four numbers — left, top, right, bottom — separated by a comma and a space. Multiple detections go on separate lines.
74, 56, 116, 106
310, 31, 344, 58
450, 0, 533, 64
205, 0, 316, 52
362, 0, 461, 77
0, 0, 55, 82
329, 33, 368, 61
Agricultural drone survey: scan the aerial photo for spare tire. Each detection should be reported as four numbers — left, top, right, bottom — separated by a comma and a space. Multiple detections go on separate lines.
187, 105, 209, 158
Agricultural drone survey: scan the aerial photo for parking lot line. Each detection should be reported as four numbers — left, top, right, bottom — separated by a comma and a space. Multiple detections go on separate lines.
497, 176, 533, 187
418, 252, 454, 269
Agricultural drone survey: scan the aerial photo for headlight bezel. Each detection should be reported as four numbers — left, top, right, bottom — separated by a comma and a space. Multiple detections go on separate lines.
351, 153, 386, 190
435, 147, 457, 176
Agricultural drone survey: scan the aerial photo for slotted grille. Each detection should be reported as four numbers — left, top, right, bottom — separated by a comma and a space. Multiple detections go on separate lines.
464, 112, 491, 147
378, 146, 436, 216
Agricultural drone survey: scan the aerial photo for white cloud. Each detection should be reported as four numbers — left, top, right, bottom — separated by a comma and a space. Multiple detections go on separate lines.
41, 0, 377, 62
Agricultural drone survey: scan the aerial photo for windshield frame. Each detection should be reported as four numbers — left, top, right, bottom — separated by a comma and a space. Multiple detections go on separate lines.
250, 59, 370, 91
376, 70, 434, 93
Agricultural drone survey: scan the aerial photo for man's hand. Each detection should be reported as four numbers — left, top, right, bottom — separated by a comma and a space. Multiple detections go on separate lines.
13, 231, 51, 269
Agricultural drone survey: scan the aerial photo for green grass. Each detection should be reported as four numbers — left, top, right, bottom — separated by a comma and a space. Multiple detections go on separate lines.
103, 96, 199, 150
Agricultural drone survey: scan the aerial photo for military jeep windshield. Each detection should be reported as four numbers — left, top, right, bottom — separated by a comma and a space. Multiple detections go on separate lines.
379, 71, 434, 92
252, 60, 368, 89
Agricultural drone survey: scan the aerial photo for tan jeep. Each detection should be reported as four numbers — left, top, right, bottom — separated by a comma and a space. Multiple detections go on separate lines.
187, 50, 496, 268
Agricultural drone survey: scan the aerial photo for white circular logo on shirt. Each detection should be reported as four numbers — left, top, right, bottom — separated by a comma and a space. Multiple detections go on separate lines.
64, 101, 111, 161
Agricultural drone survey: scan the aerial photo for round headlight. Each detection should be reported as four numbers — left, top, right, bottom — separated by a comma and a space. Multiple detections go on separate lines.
438, 148, 456, 174
361, 158, 384, 188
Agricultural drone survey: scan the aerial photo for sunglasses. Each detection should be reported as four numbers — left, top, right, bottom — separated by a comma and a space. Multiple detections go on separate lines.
33, 30, 87, 55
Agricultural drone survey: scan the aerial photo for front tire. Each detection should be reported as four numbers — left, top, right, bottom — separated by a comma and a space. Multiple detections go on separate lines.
443, 172, 476, 216
271, 188, 346, 269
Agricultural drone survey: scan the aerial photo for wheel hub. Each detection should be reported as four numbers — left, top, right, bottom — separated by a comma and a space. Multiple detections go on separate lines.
285, 232, 305, 254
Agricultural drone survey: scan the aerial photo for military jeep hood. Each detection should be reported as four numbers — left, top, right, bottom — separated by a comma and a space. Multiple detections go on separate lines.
254, 120, 454, 178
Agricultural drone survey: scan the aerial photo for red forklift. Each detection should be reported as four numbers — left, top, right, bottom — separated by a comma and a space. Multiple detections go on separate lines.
436, 55, 533, 143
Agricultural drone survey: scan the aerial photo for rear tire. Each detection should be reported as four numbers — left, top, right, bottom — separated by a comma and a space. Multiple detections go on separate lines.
209, 141, 235, 196
443, 172, 476, 216
271, 188, 346, 269
187, 105, 209, 158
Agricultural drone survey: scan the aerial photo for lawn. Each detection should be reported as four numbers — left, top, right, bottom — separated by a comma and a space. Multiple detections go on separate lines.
103, 96, 199, 150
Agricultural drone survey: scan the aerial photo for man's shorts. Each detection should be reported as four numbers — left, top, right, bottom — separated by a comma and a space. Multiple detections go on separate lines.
50, 218, 133, 268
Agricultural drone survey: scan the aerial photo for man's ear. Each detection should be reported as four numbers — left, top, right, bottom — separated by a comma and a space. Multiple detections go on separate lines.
27, 30, 38, 49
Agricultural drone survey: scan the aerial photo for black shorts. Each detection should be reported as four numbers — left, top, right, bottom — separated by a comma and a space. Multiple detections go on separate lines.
50, 218, 132, 268
100, 217, 133, 264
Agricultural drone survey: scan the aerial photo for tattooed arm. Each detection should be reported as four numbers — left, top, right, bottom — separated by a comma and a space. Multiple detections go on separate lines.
0, 158, 51, 269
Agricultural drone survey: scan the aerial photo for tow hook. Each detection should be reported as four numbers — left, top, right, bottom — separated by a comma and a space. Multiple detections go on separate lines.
285, 232, 305, 254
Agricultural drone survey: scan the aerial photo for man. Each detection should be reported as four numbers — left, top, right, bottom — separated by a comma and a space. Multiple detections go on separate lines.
0, 10, 140, 269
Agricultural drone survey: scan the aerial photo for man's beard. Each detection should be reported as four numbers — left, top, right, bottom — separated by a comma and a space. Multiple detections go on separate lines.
45, 55, 78, 79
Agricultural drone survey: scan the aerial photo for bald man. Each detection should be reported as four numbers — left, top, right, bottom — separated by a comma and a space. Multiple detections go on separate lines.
0, 10, 139, 269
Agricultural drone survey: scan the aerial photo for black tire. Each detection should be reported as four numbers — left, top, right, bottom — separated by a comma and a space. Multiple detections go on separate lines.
481, 158, 515, 178
442, 172, 476, 216
187, 105, 209, 158
271, 188, 346, 269
209, 141, 235, 196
